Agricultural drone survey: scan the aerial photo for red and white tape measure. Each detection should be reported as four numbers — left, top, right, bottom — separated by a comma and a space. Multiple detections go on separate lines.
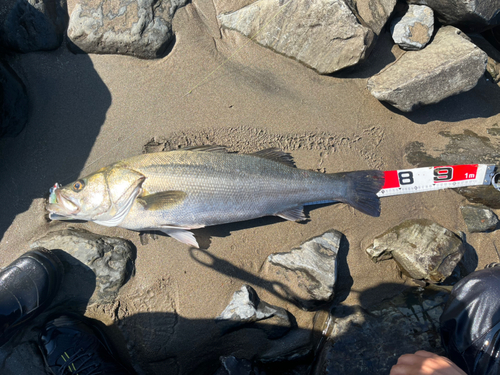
378, 164, 500, 197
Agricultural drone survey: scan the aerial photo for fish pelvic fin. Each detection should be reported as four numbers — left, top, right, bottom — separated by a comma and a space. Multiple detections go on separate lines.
161, 228, 199, 248
250, 148, 296, 168
276, 206, 306, 221
137, 191, 187, 211
337, 170, 385, 217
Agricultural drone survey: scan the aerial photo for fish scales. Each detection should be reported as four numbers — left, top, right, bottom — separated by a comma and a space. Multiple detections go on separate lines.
119, 151, 339, 229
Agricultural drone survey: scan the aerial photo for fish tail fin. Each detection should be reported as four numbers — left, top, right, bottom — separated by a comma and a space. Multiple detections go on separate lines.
336, 170, 385, 217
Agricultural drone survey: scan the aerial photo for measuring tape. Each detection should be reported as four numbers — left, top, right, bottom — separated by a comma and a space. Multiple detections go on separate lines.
377, 164, 500, 197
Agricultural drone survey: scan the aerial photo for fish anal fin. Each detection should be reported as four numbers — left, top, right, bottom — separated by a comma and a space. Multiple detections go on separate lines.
251, 148, 296, 168
161, 228, 199, 248
276, 206, 306, 221
138, 191, 187, 211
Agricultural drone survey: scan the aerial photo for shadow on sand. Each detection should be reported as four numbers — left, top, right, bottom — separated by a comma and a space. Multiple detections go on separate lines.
0, 238, 453, 375
0, 45, 111, 239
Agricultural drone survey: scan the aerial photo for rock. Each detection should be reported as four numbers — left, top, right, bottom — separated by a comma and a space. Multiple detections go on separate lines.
366, 219, 465, 283
455, 186, 500, 208
486, 54, 500, 82
408, 0, 500, 32
31, 228, 135, 303
313, 288, 447, 375
258, 328, 315, 363
264, 230, 342, 310
460, 204, 499, 232
468, 33, 500, 83
214, 356, 267, 375
483, 25, 500, 51
218, 0, 375, 74
345, 0, 397, 35
0, 0, 67, 52
67, 0, 188, 58
457, 241, 479, 279
213, 332, 316, 373
405, 132, 500, 208
368, 26, 488, 112
0, 60, 29, 137
391, 5, 434, 50
216, 285, 293, 340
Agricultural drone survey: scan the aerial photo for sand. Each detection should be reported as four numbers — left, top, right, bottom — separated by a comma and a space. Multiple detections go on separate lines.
1, 0, 500, 373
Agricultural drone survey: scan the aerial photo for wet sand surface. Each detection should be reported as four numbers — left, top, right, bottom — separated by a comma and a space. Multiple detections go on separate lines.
1, 1, 500, 373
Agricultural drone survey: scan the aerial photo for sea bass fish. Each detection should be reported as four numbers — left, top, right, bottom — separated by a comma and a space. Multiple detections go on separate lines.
47, 147, 384, 248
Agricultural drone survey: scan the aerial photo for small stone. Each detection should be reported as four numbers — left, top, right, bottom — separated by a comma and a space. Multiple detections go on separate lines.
366, 219, 465, 283
218, 0, 374, 74
216, 285, 292, 339
368, 26, 487, 112
391, 5, 434, 50
264, 230, 341, 310
461, 205, 498, 232
31, 228, 135, 303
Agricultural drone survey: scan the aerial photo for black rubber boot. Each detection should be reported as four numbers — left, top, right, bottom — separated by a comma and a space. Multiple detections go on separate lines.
39, 314, 136, 374
0, 248, 63, 346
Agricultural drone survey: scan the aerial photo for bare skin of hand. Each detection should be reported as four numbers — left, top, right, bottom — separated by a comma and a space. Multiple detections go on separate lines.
390, 350, 467, 375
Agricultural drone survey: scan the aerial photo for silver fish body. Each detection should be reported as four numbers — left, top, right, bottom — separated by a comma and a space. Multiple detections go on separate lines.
47, 147, 384, 247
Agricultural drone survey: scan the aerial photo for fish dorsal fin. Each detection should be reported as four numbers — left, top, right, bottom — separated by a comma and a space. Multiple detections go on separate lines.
178, 145, 228, 153
137, 191, 187, 211
251, 148, 296, 168
276, 206, 306, 221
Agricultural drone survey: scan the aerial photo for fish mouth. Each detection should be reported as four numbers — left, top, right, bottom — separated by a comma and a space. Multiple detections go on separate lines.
46, 183, 80, 219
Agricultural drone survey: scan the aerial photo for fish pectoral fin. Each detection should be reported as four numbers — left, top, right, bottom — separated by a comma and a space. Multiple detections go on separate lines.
251, 148, 296, 168
160, 228, 199, 248
276, 206, 306, 221
137, 191, 187, 211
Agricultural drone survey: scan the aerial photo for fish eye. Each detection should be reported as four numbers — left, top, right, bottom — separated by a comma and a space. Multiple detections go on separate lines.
72, 180, 85, 192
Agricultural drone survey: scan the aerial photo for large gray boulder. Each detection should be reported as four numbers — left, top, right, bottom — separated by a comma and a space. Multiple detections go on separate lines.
408, 0, 500, 31
366, 219, 465, 283
0, 61, 29, 137
0, 0, 67, 52
67, 0, 188, 58
368, 26, 487, 112
218, 0, 375, 74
